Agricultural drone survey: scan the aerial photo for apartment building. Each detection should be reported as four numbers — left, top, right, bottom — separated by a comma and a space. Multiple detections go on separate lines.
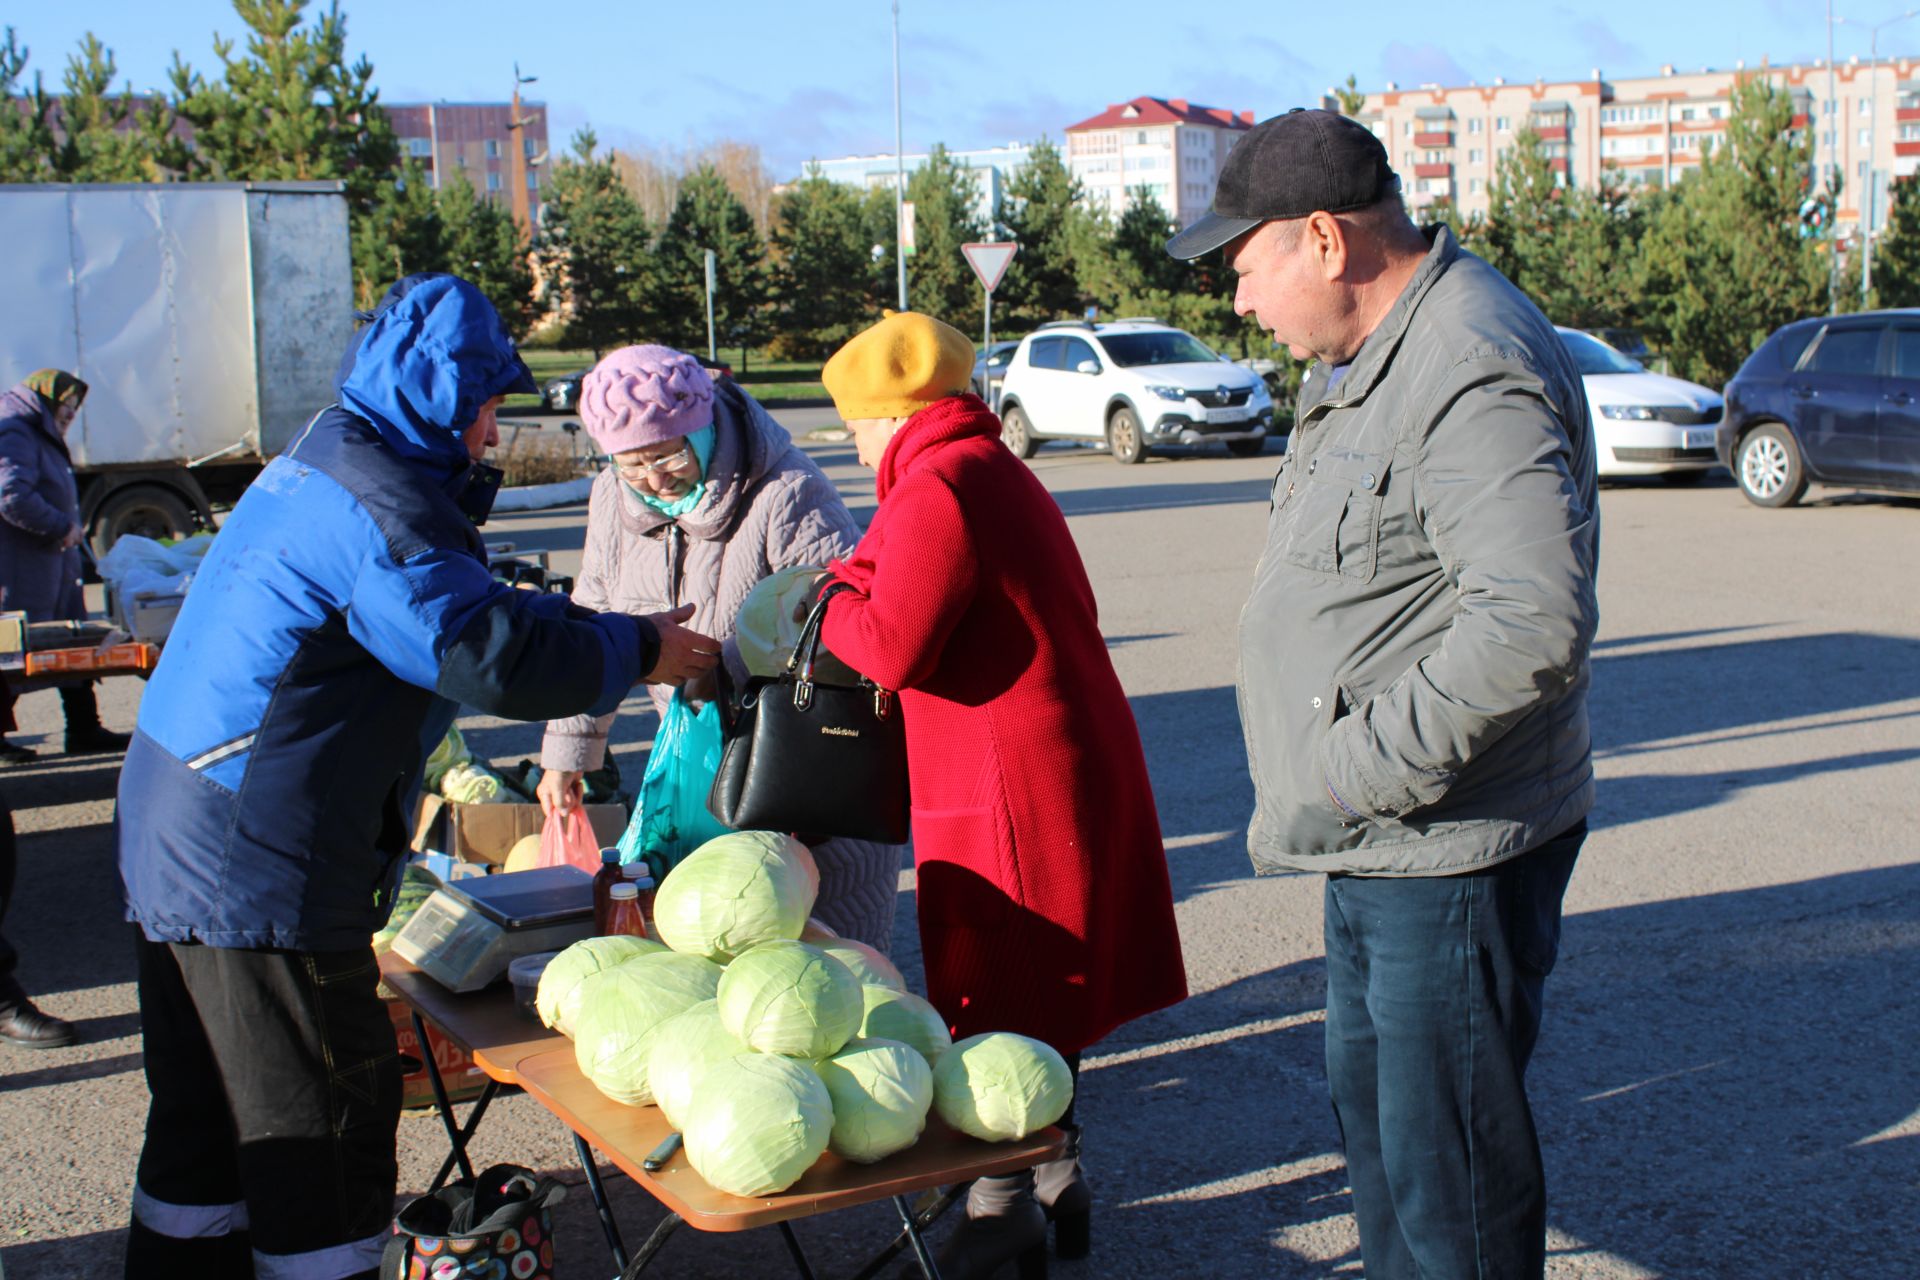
385, 101, 550, 221
1064, 96, 1254, 227
802, 144, 1031, 233
1341, 56, 1920, 236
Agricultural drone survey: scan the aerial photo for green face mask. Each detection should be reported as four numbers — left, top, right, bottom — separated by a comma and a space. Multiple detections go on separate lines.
624, 424, 714, 517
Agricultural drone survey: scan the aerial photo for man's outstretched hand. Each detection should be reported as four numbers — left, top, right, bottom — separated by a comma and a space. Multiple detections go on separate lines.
642, 603, 721, 686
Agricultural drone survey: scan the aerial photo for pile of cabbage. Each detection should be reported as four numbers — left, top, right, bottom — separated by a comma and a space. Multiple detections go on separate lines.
534, 829, 1073, 1197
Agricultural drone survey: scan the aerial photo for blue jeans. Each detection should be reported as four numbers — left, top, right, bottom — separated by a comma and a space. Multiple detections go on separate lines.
1324, 823, 1584, 1280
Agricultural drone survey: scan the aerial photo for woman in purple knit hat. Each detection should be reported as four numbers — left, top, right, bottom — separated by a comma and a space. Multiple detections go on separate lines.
534, 345, 902, 950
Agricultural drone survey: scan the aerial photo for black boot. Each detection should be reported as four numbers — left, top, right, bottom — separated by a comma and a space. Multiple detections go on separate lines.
0, 979, 77, 1049
0, 737, 35, 767
1033, 1124, 1090, 1259
935, 1171, 1048, 1279
61, 684, 130, 755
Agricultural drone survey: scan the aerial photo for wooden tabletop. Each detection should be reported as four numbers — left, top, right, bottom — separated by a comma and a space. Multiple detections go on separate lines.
378, 952, 567, 1085
515, 1046, 1065, 1233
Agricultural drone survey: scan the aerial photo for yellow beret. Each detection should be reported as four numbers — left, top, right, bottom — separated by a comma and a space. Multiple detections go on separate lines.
822, 310, 976, 421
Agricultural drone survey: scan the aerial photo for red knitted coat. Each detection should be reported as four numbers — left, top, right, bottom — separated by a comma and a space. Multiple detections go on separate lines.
823, 395, 1188, 1054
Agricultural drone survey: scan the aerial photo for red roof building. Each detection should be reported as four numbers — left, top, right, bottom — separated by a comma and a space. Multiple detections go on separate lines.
1065, 96, 1255, 227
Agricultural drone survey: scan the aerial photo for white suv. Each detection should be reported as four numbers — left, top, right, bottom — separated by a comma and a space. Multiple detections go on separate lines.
995, 320, 1273, 463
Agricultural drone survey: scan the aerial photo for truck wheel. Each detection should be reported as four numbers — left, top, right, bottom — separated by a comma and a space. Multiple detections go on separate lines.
90, 486, 197, 558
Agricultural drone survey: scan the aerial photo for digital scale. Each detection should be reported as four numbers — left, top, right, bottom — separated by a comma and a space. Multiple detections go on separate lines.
392, 864, 596, 993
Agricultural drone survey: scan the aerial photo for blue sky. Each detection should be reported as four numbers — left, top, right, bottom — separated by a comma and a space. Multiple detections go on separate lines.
12, 1, 1895, 175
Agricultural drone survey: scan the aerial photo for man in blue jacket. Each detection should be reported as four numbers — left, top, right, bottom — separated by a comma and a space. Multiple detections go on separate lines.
116, 274, 716, 1280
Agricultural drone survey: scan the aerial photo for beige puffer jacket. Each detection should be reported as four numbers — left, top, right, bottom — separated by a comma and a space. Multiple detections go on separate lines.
542, 382, 901, 951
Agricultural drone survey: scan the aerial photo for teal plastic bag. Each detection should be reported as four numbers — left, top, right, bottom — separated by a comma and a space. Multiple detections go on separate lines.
617, 691, 734, 879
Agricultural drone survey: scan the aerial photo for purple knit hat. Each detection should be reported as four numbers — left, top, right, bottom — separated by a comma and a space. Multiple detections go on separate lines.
579, 345, 715, 453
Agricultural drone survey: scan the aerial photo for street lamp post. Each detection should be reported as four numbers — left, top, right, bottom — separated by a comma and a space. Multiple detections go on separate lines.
891, 1, 908, 311
1859, 9, 1920, 302
1830, 0, 1842, 314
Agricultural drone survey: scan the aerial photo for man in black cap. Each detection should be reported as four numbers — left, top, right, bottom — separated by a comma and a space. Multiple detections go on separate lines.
1172, 109, 1600, 1280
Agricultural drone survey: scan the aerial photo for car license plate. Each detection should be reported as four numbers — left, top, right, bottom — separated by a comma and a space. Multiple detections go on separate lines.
1683, 428, 1715, 450
1206, 407, 1247, 424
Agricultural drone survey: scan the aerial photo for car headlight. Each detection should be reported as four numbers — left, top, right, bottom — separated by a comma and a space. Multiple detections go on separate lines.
1146, 385, 1189, 403
1599, 405, 1658, 420
1249, 382, 1272, 403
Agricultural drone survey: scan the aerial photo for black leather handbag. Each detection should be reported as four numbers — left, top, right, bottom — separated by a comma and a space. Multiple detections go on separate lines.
707, 585, 910, 843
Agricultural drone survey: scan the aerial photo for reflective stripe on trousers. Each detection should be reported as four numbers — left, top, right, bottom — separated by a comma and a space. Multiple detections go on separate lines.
131, 1184, 250, 1238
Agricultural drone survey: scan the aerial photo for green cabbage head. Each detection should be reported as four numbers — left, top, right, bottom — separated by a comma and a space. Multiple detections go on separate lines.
931, 1032, 1074, 1141
653, 831, 819, 961
817, 1037, 934, 1163
816, 938, 905, 991
572, 951, 724, 1106
716, 940, 864, 1059
645, 1000, 748, 1131
858, 985, 953, 1066
536, 935, 666, 1036
681, 1052, 833, 1196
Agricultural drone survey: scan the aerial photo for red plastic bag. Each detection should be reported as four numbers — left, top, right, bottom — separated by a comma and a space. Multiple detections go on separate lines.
537, 807, 601, 874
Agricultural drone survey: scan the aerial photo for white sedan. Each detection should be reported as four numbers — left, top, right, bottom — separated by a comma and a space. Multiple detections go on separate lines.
1557, 328, 1724, 482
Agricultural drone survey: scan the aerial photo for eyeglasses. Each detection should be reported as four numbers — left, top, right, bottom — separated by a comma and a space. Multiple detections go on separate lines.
614, 444, 696, 481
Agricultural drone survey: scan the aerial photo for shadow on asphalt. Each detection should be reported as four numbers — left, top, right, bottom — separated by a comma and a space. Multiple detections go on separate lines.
1590, 629, 1920, 753
1052, 476, 1278, 520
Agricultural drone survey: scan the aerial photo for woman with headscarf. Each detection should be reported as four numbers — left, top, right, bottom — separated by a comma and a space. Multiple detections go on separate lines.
535, 346, 903, 951
0, 370, 129, 764
816, 312, 1189, 1277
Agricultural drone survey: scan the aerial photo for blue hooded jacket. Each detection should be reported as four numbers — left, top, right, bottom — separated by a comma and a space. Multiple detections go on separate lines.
118, 275, 654, 950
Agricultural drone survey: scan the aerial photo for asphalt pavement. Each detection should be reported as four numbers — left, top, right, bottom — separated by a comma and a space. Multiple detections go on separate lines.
2, 423, 1916, 1279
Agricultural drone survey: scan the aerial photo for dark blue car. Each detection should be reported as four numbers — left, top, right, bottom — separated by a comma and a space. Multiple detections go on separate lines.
1720, 310, 1920, 506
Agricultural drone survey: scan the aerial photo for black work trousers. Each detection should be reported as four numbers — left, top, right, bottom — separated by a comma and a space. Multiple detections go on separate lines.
125, 932, 402, 1280
0, 796, 18, 1001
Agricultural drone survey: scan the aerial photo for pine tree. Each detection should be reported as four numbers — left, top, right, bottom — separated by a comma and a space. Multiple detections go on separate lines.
860, 185, 902, 313
767, 165, 872, 358
167, 0, 397, 204
997, 138, 1085, 325
655, 164, 769, 358
50, 35, 189, 181
351, 162, 444, 307
1110, 185, 1182, 296
0, 29, 56, 180
1639, 75, 1827, 384
535, 129, 656, 359
1334, 75, 1367, 118
1871, 175, 1920, 307
439, 169, 535, 338
903, 144, 986, 330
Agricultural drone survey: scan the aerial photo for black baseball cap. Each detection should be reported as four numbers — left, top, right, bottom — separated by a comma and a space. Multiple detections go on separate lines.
1166, 108, 1399, 260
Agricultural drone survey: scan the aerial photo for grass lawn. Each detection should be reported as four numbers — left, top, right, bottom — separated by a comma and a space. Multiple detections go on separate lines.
510, 349, 829, 409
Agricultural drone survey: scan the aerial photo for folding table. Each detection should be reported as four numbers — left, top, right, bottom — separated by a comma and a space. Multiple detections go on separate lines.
378, 952, 567, 1189
516, 1046, 1065, 1280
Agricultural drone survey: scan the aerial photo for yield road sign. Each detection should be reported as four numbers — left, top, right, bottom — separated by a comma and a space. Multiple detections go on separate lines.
962, 241, 1018, 293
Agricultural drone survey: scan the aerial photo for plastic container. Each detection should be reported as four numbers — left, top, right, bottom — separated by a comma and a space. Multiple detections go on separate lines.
508, 950, 562, 1021
591, 846, 623, 934
603, 882, 648, 938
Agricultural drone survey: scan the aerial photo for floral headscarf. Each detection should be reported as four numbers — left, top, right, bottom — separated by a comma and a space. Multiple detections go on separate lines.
22, 369, 88, 411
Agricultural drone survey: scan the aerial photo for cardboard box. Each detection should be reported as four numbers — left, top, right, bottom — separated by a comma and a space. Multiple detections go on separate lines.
412, 794, 628, 865
385, 997, 488, 1110
126, 591, 187, 643
0, 611, 25, 671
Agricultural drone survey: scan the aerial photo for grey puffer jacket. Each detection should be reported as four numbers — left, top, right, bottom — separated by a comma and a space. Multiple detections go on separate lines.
543, 381, 902, 949
1240, 225, 1599, 877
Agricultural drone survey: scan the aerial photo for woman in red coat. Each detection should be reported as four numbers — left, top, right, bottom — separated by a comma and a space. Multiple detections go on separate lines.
819, 311, 1188, 1277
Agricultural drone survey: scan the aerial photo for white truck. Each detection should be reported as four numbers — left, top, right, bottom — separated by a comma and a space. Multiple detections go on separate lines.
0, 181, 354, 551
